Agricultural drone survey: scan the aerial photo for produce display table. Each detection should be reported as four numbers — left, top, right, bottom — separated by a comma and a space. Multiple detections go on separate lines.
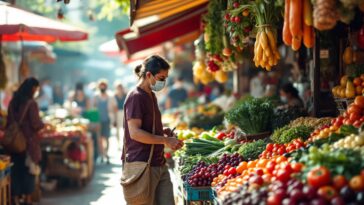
0, 156, 11, 205
40, 133, 94, 187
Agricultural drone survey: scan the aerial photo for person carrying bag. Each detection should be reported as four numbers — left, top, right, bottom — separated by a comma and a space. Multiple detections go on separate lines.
120, 55, 184, 205
1, 100, 31, 153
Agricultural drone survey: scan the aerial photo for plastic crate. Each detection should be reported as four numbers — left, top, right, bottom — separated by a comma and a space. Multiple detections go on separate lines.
184, 183, 214, 202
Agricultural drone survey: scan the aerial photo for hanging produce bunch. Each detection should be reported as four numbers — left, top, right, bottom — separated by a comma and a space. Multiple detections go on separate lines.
204, 0, 238, 74
282, 0, 315, 51
232, 0, 281, 71
193, 36, 215, 85
223, 0, 255, 50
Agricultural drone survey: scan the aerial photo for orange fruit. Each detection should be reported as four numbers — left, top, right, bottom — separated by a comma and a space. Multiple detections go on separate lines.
236, 161, 248, 174
247, 160, 257, 168
357, 86, 363, 95
354, 77, 362, 86
257, 159, 269, 168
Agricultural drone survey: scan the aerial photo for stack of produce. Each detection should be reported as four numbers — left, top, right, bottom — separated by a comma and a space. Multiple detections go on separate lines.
332, 75, 364, 99
187, 104, 224, 130
288, 117, 332, 130
41, 115, 89, 139
272, 106, 308, 129
225, 97, 274, 135
271, 125, 313, 144
185, 153, 243, 187
172, 95, 364, 204
283, 0, 315, 51
309, 96, 364, 142
0, 155, 10, 171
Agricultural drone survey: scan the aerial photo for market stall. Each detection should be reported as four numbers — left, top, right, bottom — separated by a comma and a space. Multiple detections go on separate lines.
39, 109, 94, 187
170, 95, 364, 205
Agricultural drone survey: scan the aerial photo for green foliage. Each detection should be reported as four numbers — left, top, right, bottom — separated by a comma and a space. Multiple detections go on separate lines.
225, 97, 274, 134
238, 140, 267, 160
271, 125, 313, 144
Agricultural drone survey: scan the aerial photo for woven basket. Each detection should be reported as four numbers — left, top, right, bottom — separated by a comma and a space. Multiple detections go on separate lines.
334, 98, 354, 115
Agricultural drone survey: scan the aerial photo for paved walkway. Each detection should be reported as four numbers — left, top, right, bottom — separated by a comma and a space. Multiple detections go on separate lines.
40, 136, 127, 205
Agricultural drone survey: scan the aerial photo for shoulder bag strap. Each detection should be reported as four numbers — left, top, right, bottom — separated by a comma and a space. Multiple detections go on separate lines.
147, 95, 155, 165
19, 101, 32, 124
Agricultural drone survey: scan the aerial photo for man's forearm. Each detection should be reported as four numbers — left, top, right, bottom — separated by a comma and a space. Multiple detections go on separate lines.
130, 128, 166, 145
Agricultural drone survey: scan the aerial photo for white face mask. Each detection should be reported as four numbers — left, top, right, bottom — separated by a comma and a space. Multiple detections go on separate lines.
280, 96, 288, 103
150, 76, 166, 92
34, 90, 40, 98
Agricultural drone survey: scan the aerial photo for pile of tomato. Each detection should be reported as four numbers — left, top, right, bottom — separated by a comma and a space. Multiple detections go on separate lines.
259, 139, 305, 159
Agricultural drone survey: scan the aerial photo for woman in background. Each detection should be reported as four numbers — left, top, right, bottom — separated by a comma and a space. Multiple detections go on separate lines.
6, 77, 44, 205
114, 81, 127, 150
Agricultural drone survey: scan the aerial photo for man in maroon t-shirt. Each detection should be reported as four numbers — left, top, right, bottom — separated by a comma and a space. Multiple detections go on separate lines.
122, 55, 183, 205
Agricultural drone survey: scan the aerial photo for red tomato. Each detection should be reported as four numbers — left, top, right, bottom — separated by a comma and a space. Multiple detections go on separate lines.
348, 104, 362, 115
266, 161, 276, 174
291, 163, 303, 172
267, 194, 282, 205
307, 166, 331, 188
228, 167, 237, 176
255, 168, 264, 176
276, 169, 291, 182
278, 147, 286, 155
266, 143, 274, 152
350, 112, 361, 122
337, 116, 344, 123
317, 186, 338, 201
333, 175, 347, 190
353, 120, 362, 128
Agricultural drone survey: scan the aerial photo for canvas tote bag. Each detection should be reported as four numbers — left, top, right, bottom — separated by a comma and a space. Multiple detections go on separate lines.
120, 97, 156, 204
1, 101, 31, 153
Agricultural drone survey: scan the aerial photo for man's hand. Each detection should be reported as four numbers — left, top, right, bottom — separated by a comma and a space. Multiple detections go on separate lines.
163, 127, 175, 137
164, 138, 184, 151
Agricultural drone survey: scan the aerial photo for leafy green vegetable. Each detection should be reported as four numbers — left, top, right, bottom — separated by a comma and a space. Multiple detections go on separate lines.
238, 140, 267, 160
184, 138, 225, 156
225, 97, 274, 134
339, 125, 359, 136
271, 125, 313, 144
272, 106, 307, 129
297, 146, 364, 180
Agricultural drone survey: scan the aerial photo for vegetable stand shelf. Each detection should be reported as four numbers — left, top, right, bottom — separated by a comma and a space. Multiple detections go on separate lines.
0, 164, 11, 205
40, 133, 94, 187
172, 168, 214, 205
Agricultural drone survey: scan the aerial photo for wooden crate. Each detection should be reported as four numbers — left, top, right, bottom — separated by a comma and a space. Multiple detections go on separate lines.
0, 169, 11, 205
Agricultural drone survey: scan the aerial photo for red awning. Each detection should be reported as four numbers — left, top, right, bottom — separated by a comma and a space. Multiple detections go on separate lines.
116, 5, 205, 57
0, 2, 88, 42
99, 39, 164, 64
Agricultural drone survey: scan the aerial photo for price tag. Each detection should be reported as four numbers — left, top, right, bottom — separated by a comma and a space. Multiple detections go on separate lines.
320, 50, 329, 59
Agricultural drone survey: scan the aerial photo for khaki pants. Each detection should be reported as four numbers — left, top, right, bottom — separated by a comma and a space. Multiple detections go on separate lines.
127, 165, 175, 205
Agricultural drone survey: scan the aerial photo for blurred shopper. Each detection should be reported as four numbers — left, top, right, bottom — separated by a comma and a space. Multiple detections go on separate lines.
121, 55, 183, 205
94, 79, 117, 164
38, 78, 52, 112
114, 81, 127, 149
6, 77, 44, 205
279, 83, 304, 109
250, 72, 265, 98
53, 83, 64, 106
165, 76, 188, 109
73, 83, 91, 114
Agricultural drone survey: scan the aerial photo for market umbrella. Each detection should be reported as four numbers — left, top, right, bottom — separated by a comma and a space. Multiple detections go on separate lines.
0, 2, 88, 81
0, 2, 88, 42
